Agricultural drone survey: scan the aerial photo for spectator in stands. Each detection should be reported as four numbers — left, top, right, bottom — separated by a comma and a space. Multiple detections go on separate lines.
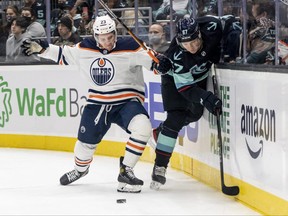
0, 24, 8, 62
78, 5, 92, 35
78, 4, 96, 36
246, 0, 275, 64
240, 1, 255, 32
50, 8, 65, 35
278, 39, 288, 65
52, 0, 87, 35
198, 0, 217, 16
148, 0, 163, 13
53, 15, 82, 46
62, 0, 82, 29
278, 20, 288, 64
24, 0, 46, 26
221, 15, 242, 63
0, 5, 20, 61
5, 5, 20, 29
153, 0, 192, 22
53, 13, 79, 37
117, 9, 149, 43
148, 23, 170, 53
21, 7, 47, 38
5, 17, 40, 63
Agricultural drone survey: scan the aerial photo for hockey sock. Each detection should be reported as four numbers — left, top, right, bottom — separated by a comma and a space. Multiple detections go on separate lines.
74, 140, 96, 172
123, 137, 146, 168
124, 114, 151, 167
155, 125, 178, 167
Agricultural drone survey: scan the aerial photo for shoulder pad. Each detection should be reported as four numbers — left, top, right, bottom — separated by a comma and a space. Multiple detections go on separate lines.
79, 37, 99, 50
197, 15, 222, 32
114, 37, 141, 52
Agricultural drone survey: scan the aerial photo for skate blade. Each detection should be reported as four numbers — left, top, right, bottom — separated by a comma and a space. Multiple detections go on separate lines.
150, 181, 163, 190
117, 182, 142, 193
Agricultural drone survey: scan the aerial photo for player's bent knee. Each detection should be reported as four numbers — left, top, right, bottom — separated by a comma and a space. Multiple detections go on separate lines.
128, 114, 152, 142
74, 140, 97, 159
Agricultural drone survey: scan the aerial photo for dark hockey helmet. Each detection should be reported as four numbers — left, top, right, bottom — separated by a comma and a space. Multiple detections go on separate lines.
176, 17, 200, 43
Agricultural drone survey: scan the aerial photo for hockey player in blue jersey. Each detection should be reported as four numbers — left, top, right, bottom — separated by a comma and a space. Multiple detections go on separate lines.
22, 14, 164, 193
150, 16, 223, 190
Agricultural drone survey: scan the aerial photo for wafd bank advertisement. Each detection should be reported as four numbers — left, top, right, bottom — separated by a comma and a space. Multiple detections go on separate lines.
0, 66, 200, 143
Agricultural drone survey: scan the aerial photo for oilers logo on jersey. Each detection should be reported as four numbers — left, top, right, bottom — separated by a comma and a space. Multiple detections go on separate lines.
90, 58, 115, 86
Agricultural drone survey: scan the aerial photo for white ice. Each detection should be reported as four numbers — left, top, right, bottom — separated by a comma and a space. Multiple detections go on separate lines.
0, 148, 260, 215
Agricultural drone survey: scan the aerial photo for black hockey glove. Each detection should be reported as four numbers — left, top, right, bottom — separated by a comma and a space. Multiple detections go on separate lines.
151, 53, 173, 75
21, 39, 49, 56
200, 91, 222, 116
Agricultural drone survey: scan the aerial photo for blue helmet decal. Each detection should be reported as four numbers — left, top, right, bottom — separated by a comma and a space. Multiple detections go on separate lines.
176, 18, 200, 42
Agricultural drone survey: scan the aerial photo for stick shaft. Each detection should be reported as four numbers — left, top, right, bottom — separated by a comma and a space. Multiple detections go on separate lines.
211, 64, 239, 196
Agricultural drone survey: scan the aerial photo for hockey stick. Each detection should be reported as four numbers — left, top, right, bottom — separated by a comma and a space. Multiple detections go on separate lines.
211, 65, 239, 196
97, 0, 159, 64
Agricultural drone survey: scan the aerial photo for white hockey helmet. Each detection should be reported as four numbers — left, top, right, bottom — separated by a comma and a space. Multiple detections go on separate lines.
93, 15, 116, 35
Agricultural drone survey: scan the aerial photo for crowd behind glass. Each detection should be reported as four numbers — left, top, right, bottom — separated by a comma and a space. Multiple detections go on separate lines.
0, 0, 287, 65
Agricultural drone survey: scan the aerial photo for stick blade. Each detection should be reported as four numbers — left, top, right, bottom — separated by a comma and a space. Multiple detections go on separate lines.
222, 185, 240, 196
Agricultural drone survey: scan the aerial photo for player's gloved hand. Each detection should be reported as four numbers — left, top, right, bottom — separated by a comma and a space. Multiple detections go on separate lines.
200, 91, 222, 116
21, 39, 49, 56
151, 53, 173, 75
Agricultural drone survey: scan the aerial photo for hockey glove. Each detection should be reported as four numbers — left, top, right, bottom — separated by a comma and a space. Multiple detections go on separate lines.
21, 39, 49, 56
151, 53, 173, 75
200, 91, 222, 116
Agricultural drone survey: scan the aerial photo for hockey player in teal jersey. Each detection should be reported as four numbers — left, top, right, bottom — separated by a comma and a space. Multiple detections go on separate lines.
150, 16, 223, 190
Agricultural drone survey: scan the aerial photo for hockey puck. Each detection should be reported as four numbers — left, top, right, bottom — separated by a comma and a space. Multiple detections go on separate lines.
116, 199, 126, 203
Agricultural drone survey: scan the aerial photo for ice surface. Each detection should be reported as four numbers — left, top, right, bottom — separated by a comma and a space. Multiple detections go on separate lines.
0, 148, 260, 215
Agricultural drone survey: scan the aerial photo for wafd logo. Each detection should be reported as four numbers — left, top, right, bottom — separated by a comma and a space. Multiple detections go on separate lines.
0, 76, 12, 128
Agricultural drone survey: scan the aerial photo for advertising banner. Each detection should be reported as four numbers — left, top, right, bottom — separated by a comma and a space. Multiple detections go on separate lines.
1, 65, 288, 203
218, 68, 288, 201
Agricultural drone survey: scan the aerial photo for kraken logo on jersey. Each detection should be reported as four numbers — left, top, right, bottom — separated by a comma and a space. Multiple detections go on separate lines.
90, 58, 115, 86
189, 62, 208, 74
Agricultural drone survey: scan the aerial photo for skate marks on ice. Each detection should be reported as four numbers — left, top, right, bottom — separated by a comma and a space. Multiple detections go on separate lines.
0, 148, 260, 215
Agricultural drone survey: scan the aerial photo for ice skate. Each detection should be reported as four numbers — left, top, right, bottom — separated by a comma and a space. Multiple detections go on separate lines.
117, 157, 143, 193
60, 168, 89, 185
150, 165, 166, 190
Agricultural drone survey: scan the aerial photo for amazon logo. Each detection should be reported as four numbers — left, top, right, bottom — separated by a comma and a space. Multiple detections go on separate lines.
240, 104, 276, 159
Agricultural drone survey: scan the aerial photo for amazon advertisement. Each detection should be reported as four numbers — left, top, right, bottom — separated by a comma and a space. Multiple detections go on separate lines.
216, 68, 288, 202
